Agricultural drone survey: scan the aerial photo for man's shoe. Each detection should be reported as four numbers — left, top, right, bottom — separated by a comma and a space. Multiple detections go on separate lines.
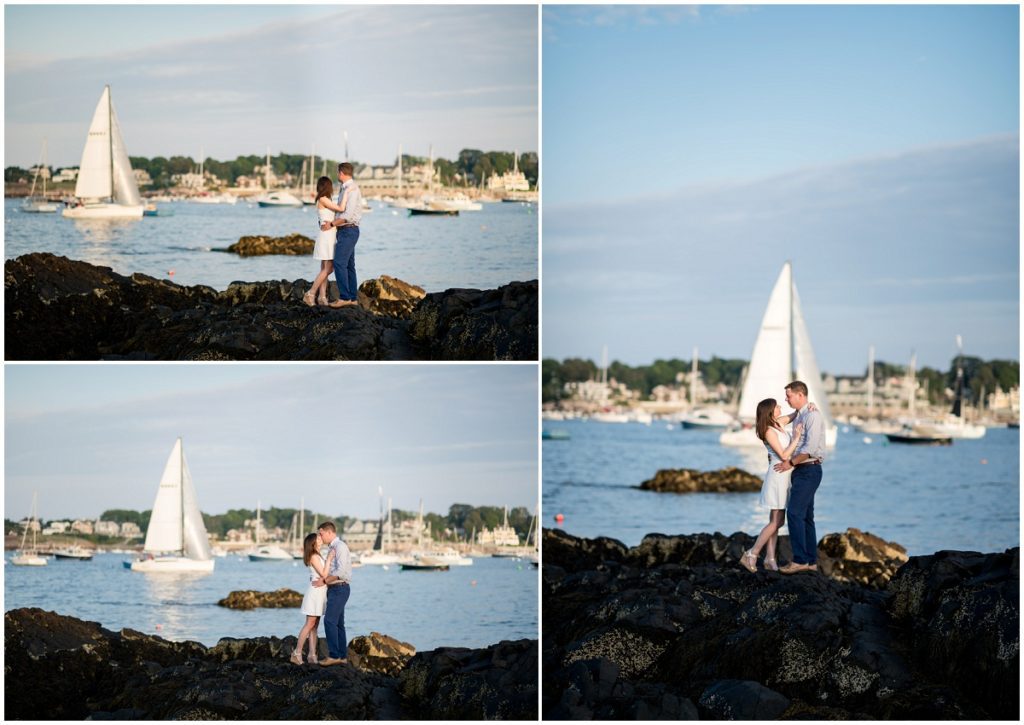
328, 299, 357, 308
320, 657, 344, 666
778, 562, 812, 575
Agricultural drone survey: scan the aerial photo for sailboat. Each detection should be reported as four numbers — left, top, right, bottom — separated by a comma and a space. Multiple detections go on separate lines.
63, 86, 144, 219
256, 147, 302, 207
248, 500, 293, 561
680, 347, 735, 430
22, 139, 59, 213
11, 492, 48, 566
720, 262, 838, 448
130, 438, 215, 573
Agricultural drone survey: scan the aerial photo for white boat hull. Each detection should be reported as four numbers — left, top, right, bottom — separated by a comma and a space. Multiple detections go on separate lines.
22, 202, 59, 213
720, 425, 838, 449
130, 556, 214, 573
11, 554, 48, 566
63, 203, 144, 219
248, 545, 293, 561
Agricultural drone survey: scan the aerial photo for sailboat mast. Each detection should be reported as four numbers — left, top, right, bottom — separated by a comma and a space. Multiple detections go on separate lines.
179, 437, 185, 554
788, 262, 795, 380
867, 346, 875, 414
107, 85, 114, 201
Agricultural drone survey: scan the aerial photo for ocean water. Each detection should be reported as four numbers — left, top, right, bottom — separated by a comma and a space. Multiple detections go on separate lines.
3, 198, 537, 292
542, 420, 1020, 556
3, 553, 537, 650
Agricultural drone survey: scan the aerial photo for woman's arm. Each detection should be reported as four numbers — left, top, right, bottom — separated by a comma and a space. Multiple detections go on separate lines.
766, 425, 803, 460
319, 193, 347, 214
782, 424, 804, 459
310, 553, 328, 578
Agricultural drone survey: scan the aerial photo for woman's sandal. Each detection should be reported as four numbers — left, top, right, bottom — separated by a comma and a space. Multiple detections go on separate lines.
307, 655, 319, 664
764, 557, 779, 572
302, 291, 316, 307
740, 549, 758, 573
289, 650, 304, 665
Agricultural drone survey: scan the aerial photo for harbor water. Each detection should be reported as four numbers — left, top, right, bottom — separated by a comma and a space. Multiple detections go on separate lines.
542, 420, 1020, 556
3, 198, 537, 292
4, 553, 537, 650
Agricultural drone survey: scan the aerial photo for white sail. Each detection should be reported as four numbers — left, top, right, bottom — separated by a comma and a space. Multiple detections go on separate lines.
179, 445, 212, 560
109, 98, 141, 206
722, 261, 837, 448
792, 284, 834, 427
75, 87, 115, 200
143, 438, 211, 560
71, 85, 142, 209
736, 263, 793, 422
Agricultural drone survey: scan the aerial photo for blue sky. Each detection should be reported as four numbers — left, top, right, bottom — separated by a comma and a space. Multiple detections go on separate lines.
5, 4, 538, 167
5, 365, 538, 521
542, 4, 1019, 372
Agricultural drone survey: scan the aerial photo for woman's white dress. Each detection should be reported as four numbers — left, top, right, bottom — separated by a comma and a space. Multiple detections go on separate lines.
300, 556, 328, 616
759, 427, 793, 510
313, 205, 336, 261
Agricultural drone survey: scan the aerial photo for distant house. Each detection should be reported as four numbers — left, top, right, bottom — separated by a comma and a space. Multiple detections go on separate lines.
71, 520, 94, 535
119, 522, 142, 538
42, 521, 69, 536
18, 518, 41, 533
133, 169, 153, 187
52, 168, 79, 183
94, 520, 120, 536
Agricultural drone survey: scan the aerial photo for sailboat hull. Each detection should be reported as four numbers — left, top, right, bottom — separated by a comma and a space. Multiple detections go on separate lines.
130, 556, 215, 573
719, 425, 838, 449
11, 554, 48, 566
63, 203, 144, 219
21, 202, 59, 213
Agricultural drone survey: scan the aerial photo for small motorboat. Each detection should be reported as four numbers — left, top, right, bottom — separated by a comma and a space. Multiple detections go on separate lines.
53, 545, 94, 561
398, 556, 449, 571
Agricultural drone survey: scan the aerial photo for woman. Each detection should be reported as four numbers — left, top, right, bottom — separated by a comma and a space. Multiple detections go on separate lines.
303, 176, 350, 307
740, 398, 804, 573
290, 531, 336, 664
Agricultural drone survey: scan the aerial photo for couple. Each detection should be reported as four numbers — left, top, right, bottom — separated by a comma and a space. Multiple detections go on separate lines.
304, 162, 363, 308
741, 380, 826, 575
290, 521, 353, 666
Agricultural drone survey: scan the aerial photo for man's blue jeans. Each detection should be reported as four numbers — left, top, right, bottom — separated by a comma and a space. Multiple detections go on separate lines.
787, 464, 823, 565
324, 583, 350, 659
333, 226, 359, 301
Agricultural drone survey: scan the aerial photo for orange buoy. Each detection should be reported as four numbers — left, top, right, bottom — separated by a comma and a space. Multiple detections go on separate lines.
554, 513, 564, 524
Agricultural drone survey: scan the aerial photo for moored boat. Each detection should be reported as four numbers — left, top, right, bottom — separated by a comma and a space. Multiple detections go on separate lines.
53, 545, 94, 561
11, 492, 48, 567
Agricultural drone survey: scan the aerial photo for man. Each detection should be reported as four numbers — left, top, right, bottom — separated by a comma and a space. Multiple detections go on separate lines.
772, 380, 825, 574
311, 521, 353, 665
320, 162, 363, 308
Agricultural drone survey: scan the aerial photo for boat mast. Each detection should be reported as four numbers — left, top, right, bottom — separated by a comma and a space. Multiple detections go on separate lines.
690, 347, 698, 407
179, 437, 185, 554
867, 345, 875, 414
107, 85, 114, 202
788, 261, 795, 381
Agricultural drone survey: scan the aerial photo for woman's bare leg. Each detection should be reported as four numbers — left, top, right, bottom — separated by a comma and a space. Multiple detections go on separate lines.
310, 261, 332, 302
750, 510, 783, 558
765, 510, 785, 567
293, 615, 318, 661
307, 616, 321, 662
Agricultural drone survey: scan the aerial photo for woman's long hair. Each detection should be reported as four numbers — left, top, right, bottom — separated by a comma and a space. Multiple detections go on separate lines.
302, 532, 319, 566
315, 176, 333, 203
755, 398, 779, 442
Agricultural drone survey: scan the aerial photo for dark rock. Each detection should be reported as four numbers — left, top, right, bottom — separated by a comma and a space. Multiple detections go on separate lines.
638, 466, 762, 493
5, 608, 537, 720
399, 639, 537, 720
697, 679, 791, 720
217, 588, 302, 610
409, 280, 538, 360
818, 528, 909, 589
5, 253, 537, 361
887, 548, 1019, 720
543, 529, 1018, 720
224, 233, 315, 256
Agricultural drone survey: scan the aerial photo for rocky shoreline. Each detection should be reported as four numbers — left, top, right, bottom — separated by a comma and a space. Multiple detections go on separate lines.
5, 253, 537, 360
5, 608, 538, 720
637, 466, 762, 493
543, 527, 1018, 720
